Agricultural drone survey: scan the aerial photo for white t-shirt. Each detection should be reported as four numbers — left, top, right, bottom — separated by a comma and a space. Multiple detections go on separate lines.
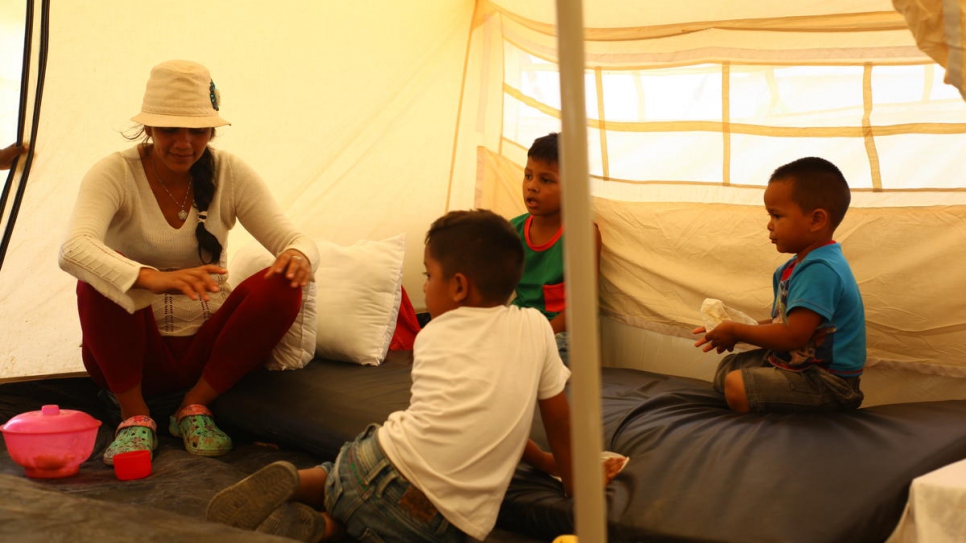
378, 305, 571, 540
58, 146, 318, 335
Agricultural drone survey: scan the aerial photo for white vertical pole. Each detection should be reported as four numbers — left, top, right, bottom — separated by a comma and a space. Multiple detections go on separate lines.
554, 1, 607, 542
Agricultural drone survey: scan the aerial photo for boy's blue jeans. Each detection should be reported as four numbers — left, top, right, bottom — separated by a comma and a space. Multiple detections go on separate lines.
555, 331, 569, 366
320, 424, 466, 543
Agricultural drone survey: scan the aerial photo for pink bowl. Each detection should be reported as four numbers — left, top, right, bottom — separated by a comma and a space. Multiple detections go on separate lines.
1, 404, 102, 479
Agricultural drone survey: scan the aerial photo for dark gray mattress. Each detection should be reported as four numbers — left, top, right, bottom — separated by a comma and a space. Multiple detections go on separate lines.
0, 362, 537, 543
212, 352, 966, 543
3, 354, 966, 542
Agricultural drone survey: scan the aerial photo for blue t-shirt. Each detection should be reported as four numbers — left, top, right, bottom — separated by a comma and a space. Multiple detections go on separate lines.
768, 243, 867, 376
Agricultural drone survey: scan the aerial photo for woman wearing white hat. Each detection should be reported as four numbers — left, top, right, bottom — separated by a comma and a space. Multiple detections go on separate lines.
59, 60, 319, 465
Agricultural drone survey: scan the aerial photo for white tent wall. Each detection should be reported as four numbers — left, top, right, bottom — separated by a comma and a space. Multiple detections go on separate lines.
464, 0, 966, 405
2, 0, 965, 407
0, 1, 476, 380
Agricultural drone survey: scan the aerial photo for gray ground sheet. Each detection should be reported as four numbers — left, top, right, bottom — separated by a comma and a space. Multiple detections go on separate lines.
0, 377, 541, 542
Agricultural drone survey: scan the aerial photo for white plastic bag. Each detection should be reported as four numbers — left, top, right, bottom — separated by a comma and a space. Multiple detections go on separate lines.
700, 298, 758, 331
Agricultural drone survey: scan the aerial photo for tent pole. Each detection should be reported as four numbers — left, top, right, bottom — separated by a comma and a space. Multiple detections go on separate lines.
554, 1, 607, 542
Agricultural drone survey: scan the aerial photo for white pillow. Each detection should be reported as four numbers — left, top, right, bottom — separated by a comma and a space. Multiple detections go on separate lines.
314, 234, 405, 365
228, 242, 317, 371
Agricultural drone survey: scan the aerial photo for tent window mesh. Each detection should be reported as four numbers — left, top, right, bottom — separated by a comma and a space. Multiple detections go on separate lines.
502, 41, 966, 192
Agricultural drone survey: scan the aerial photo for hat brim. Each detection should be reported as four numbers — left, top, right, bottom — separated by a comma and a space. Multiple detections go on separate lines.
131, 112, 230, 128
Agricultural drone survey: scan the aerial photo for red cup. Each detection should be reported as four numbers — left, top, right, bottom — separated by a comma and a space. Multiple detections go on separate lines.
113, 450, 152, 480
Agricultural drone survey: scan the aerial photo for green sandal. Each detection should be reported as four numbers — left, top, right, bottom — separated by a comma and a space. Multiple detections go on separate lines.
104, 415, 158, 466
169, 404, 232, 457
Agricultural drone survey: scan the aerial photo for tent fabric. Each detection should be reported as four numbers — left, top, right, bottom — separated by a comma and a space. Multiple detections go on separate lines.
468, 1, 966, 381
479, 0, 966, 199
0, 1, 965, 392
592, 198, 966, 377
894, 0, 966, 100
0, 1, 477, 380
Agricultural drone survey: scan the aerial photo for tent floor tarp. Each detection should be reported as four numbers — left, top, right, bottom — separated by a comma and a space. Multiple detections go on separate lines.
0, 374, 540, 543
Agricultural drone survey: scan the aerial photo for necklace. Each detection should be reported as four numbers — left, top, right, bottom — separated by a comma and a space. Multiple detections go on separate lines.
150, 155, 193, 221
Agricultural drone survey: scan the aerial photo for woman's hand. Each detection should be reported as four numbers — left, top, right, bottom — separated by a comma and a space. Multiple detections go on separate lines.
265, 249, 311, 288
136, 265, 227, 301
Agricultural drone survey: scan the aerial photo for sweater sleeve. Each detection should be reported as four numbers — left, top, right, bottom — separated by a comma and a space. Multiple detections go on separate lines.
221, 153, 320, 273
58, 152, 156, 313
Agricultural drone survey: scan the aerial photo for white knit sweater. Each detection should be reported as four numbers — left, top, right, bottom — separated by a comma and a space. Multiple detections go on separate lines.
59, 145, 319, 336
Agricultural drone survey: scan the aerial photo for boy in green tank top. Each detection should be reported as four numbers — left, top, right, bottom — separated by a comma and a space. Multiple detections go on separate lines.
510, 132, 601, 363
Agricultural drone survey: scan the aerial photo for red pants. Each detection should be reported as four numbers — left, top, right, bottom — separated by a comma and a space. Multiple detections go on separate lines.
77, 269, 301, 398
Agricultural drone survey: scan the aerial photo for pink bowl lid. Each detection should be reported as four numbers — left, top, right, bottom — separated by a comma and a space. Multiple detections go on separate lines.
1, 404, 102, 434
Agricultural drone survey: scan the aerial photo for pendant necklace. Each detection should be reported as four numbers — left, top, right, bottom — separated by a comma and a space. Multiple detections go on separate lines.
150, 154, 193, 221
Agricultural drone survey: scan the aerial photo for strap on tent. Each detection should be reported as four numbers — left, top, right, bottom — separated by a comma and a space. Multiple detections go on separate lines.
0, 0, 49, 270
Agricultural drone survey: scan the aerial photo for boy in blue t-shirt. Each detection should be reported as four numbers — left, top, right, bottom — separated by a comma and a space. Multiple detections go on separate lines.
694, 157, 866, 413
511, 132, 600, 362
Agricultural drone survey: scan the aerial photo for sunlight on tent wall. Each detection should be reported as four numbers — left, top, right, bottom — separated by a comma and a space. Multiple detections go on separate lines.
0, 4, 24, 157
501, 45, 966, 198
467, 1, 966, 385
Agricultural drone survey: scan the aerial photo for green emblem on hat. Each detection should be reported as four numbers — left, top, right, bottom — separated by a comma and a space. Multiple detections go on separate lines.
209, 81, 220, 111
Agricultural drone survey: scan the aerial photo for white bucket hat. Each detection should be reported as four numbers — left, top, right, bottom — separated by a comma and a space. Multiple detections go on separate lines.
131, 60, 230, 128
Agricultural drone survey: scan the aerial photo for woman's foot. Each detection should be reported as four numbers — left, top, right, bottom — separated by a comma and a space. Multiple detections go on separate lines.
169, 404, 232, 456
206, 461, 300, 531
103, 415, 157, 466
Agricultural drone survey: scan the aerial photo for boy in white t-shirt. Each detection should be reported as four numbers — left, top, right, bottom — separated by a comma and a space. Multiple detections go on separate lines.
207, 209, 577, 542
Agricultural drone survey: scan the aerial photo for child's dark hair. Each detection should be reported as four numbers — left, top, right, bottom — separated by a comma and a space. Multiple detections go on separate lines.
770, 157, 851, 228
528, 132, 559, 165
425, 209, 524, 304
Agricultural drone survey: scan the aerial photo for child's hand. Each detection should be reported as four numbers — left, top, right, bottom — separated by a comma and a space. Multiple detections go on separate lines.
694, 321, 738, 353
692, 326, 708, 348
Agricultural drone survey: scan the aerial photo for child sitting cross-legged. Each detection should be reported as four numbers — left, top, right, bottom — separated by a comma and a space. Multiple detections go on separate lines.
693, 157, 866, 414
206, 209, 613, 542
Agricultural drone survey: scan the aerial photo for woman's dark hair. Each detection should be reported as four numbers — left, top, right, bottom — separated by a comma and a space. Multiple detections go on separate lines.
125, 126, 223, 264
189, 146, 222, 264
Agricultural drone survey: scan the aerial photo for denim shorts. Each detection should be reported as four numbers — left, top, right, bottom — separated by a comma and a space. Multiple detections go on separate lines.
555, 331, 570, 366
321, 424, 466, 543
713, 349, 864, 413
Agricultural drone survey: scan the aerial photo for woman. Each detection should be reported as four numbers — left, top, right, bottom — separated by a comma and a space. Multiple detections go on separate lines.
59, 60, 319, 464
